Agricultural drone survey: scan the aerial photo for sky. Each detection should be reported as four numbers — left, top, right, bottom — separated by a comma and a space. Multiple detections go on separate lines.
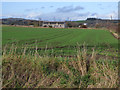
2, 2, 119, 21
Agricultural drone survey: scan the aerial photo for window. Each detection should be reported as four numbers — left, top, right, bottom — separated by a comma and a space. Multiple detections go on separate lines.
50, 22, 56, 24
44, 22, 48, 24
58, 22, 64, 24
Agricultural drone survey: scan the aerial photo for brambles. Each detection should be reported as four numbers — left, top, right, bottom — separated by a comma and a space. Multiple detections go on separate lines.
2, 45, 118, 88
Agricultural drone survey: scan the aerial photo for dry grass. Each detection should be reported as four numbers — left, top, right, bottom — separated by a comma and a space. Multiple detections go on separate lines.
2, 44, 118, 88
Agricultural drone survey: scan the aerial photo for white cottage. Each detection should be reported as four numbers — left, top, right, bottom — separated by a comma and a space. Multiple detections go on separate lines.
42, 21, 65, 28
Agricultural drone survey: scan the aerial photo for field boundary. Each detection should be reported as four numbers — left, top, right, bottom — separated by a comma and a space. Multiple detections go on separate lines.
1, 25, 104, 30
110, 30, 120, 40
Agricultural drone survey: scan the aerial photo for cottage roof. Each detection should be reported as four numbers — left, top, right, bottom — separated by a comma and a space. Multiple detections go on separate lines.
43, 21, 65, 23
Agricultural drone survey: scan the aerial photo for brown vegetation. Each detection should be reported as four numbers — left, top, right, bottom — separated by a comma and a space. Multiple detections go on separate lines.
2, 45, 118, 88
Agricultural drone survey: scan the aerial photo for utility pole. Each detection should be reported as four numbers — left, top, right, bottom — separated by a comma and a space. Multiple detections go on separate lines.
111, 15, 112, 20
38, 18, 41, 27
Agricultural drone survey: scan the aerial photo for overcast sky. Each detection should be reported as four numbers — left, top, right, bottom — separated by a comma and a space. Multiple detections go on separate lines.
2, 2, 118, 21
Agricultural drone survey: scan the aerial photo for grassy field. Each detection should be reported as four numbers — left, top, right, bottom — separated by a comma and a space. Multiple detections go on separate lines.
2, 26, 119, 57
2, 26, 119, 88
2, 26, 118, 47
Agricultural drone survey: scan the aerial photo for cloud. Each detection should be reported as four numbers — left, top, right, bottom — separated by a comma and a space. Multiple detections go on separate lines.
91, 13, 98, 16
100, 7, 104, 10
3, 7, 117, 21
32, 10, 118, 21
26, 12, 42, 19
25, 9, 33, 12
50, 6, 54, 8
78, 12, 90, 17
74, 6, 84, 10
3, 10, 118, 21
56, 5, 84, 13
41, 6, 45, 9
35, 11, 90, 21
1, 14, 27, 19
105, 11, 118, 19
89, 11, 118, 19
25, 8, 38, 12
98, 4, 102, 6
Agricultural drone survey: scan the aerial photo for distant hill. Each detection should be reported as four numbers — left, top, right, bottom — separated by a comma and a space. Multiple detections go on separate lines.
1, 18, 41, 26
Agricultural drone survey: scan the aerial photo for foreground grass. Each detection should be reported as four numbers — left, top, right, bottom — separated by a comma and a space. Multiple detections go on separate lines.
2, 45, 118, 88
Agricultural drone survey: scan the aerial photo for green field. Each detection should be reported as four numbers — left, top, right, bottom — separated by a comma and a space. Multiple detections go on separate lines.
2, 26, 119, 57
2, 26, 119, 88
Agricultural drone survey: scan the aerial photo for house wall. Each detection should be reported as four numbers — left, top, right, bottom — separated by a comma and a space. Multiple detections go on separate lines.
43, 22, 65, 28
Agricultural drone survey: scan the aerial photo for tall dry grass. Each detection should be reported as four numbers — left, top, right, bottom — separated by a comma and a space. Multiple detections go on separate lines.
2, 44, 118, 88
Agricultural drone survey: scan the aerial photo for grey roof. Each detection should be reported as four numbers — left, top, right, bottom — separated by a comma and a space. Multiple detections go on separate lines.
43, 21, 65, 23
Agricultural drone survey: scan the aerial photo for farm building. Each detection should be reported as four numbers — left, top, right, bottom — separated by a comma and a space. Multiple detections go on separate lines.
42, 21, 65, 28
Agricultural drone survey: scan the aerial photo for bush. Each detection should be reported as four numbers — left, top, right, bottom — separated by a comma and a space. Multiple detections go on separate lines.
34, 23, 39, 27
43, 25, 47, 27
49, 25, 52, 28
95, 23, 100, 28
